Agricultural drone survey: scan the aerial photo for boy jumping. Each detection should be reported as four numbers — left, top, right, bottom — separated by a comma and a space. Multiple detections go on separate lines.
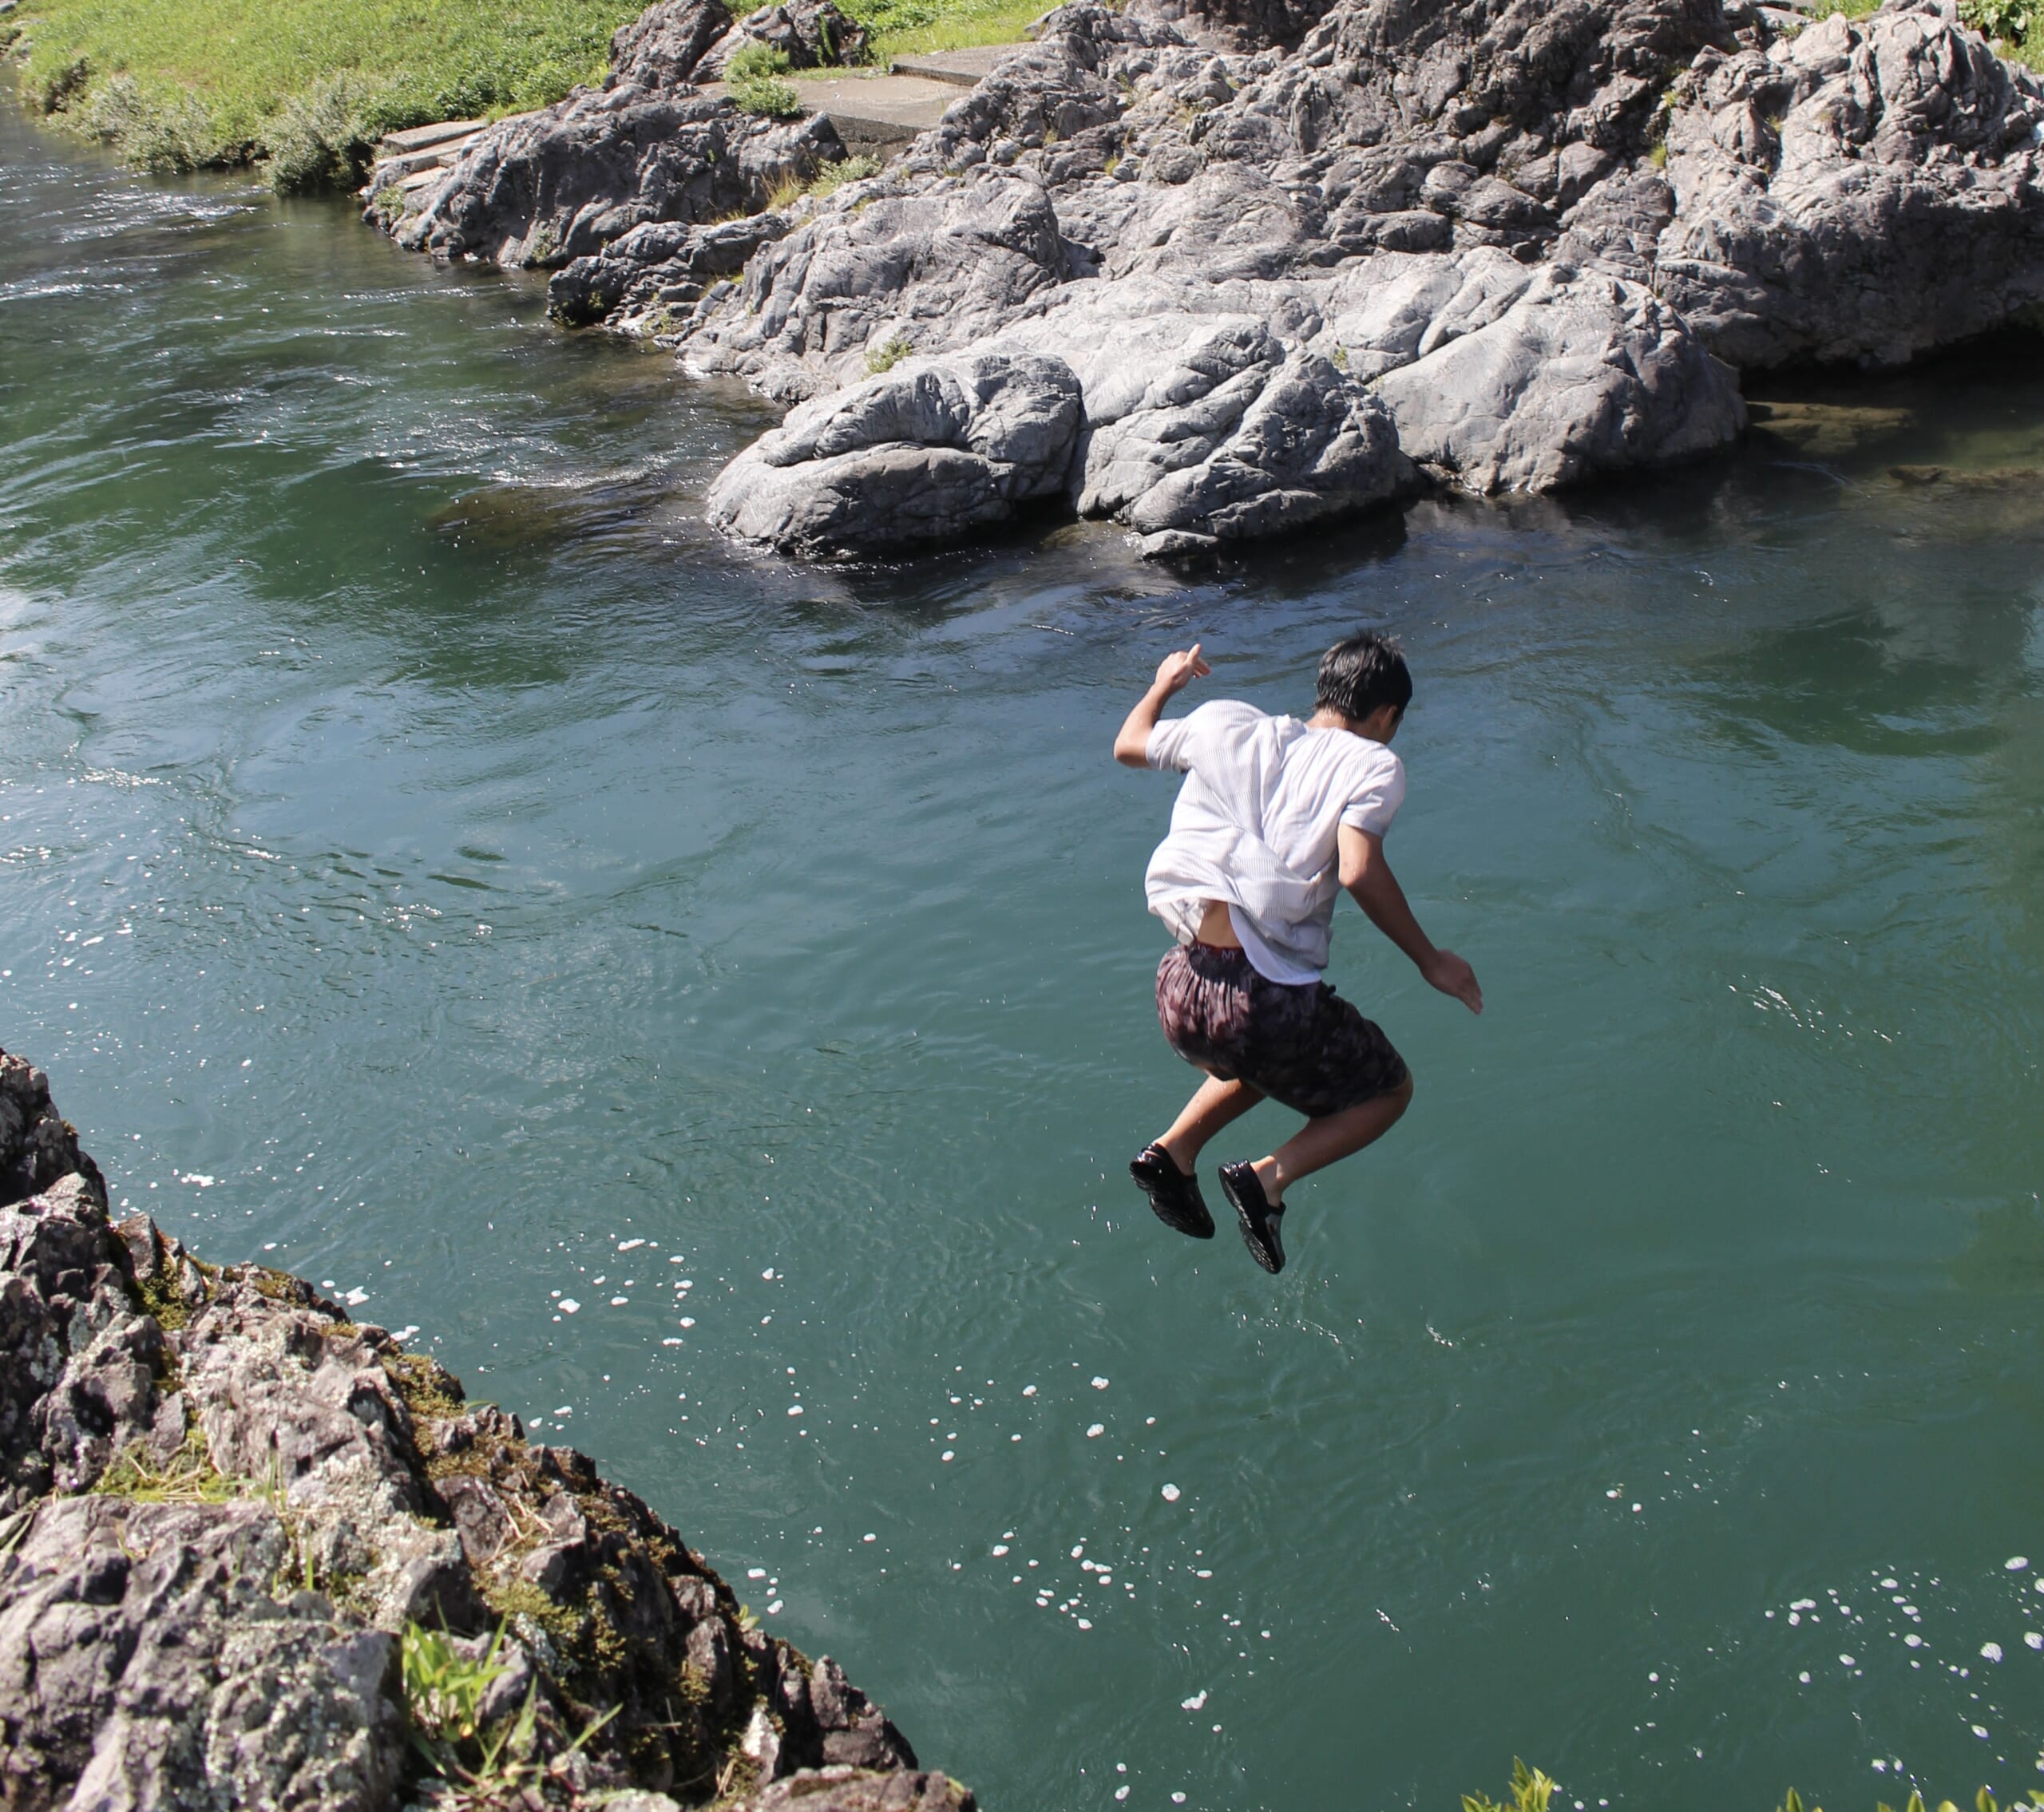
1114, 633, 1482, 1273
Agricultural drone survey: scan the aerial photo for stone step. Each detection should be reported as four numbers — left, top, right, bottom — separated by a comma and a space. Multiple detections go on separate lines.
377, 117, 489, 158
703, 71, 965, 154
889, 45, 1020, 86
374, 136, 482, 183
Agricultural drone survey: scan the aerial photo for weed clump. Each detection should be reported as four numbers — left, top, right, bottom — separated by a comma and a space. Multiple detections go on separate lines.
91, 1427, 235, 1504
809, 151, 881, 196
264, 73, 386, 192
864, 333, 912, 374
402, 1618, 616, 1806
1465, 1767, 2044, 1812
726, 42, 802, 118
79, 73, 223, 172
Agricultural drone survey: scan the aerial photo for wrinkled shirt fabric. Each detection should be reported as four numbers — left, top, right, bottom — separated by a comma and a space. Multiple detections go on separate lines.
1145, 699, 1404, 986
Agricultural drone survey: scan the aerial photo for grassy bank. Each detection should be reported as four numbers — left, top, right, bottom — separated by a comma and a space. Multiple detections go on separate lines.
0, 0, 1041, 189
4, 0, 645, 184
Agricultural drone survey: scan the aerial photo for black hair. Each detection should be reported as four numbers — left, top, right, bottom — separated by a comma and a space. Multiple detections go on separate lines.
1315, 632, 1412, 723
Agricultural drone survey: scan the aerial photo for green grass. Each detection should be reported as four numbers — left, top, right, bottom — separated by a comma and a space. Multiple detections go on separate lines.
1, 0, 1052, 184
1465, 1763, 2044, 1812
846, 0, 1045, 61
7, 0, 642, 180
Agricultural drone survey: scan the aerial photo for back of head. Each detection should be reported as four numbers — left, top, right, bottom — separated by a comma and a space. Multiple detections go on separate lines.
1315, 632, 1412, 723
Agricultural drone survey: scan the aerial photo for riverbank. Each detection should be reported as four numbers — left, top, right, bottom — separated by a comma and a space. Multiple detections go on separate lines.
0, 0, 1040, 187
0, 1048, 963, 1810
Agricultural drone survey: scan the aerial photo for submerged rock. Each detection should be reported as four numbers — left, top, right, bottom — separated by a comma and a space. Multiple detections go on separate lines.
0, 1049, 941, 1812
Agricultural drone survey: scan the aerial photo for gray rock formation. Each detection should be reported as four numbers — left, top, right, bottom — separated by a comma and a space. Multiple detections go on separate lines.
666, 0, 2044, 550
372, 0, 2044, 555
369, 0, 866, 268
1655, 6, 2044, 366
691, 0, 873, 81
705, 349, 1085, 552
0, 1050, 954, 1812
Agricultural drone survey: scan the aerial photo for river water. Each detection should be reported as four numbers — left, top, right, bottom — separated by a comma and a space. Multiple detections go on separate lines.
5, 105, 2043, 1810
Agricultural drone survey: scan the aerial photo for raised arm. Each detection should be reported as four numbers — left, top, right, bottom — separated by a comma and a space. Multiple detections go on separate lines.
1113, 644, 1210, 768
1338, 823, 1483, 1013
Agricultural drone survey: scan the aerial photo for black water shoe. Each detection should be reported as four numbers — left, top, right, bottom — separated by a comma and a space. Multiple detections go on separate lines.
1130, 1145, 1215, 1239
1219, 1161, 1285, 1273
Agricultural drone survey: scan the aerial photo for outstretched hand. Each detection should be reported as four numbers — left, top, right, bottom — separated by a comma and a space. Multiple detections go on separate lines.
1154, 643, 1210, 698
1424, 948, 1483, 1015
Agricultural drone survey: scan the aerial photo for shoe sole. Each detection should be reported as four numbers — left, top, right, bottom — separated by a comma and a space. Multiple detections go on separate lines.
1219, 1168, 1284, 1273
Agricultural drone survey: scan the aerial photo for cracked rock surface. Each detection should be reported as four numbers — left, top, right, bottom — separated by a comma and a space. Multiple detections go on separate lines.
0, 1049, 950, 1812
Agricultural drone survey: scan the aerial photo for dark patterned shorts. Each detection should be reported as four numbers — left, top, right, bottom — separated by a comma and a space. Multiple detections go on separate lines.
1155, 941, 1408, 1120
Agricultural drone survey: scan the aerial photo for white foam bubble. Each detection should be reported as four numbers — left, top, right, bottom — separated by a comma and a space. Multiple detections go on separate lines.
559, 1298, 580, 1315
1181, 1691, 1207, 1711
1091, 1377, 1110, 1390
1981, 1643, 2003, 1663
1162, 1484, 1181, 1502
1087, 1424, 1105, 1438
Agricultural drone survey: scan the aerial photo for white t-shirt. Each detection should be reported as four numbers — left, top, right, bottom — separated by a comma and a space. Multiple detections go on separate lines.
1145, 698, 1405, 986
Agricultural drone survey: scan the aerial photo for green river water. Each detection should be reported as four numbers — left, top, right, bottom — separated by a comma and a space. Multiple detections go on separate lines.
3, 108, 2043, 1811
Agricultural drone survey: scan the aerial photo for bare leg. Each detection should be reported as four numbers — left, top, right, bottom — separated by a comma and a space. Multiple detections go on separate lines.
1155, 1074, 1263, 1174
1250, 1074, 1413, 1204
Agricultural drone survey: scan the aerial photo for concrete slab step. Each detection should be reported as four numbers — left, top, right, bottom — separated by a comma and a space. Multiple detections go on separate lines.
702, 71, 965, 153
378, 117, 488, 157
374, 136, 482, 182
889, 45, 1021, 86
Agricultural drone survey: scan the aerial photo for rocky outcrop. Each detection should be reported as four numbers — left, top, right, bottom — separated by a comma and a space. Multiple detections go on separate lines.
369, 0, 866, 268
370, 0, 2044, 555
664, 0, 2044, 550
1656, 6, 2044, 367
691, 0, 873, 82
0, 1050, 960, 1812
705, 349, 1087, 552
